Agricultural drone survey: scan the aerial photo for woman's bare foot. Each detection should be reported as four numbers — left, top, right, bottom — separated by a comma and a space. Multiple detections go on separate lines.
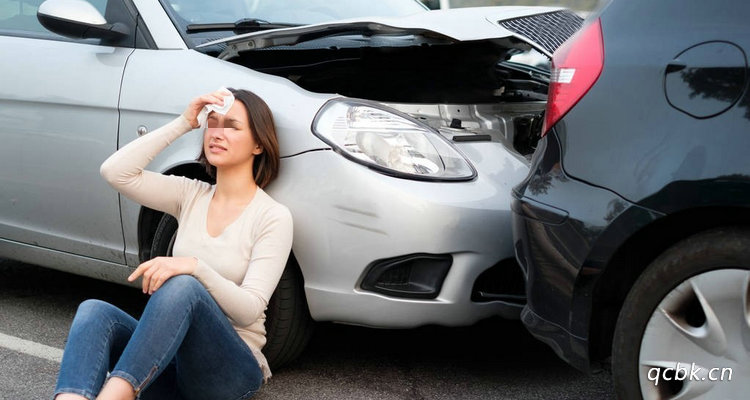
95, 377, 136, 400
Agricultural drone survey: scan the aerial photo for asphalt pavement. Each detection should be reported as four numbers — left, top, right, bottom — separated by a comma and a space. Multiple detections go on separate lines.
0, 258, 614, 399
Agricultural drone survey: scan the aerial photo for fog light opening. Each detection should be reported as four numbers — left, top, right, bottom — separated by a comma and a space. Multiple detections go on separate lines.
360, 253, 452, 299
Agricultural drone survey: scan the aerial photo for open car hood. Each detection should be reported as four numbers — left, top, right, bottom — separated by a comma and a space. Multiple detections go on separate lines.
197, 6, 584, 60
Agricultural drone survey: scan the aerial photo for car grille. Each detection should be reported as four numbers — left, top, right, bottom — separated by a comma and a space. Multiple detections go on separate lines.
498, 11, 584, 55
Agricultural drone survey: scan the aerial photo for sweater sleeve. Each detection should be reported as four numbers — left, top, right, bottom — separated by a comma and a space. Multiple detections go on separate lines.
100, 115, 196, 218
191, 204, 294, 326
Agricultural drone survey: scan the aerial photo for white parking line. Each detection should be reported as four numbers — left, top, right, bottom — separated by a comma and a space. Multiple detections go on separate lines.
0, 332, 63, 363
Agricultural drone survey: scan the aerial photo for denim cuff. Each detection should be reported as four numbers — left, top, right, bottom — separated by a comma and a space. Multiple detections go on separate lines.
51, 387, 97, 400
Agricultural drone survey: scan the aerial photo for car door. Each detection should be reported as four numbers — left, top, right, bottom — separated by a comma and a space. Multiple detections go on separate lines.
0, 0, 135, 264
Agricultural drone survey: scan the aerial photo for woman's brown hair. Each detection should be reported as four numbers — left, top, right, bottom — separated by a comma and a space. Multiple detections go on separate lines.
196, 88, 280, 188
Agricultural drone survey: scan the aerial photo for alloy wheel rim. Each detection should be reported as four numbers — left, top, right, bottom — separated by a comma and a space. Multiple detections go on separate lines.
638, 268, 750, 399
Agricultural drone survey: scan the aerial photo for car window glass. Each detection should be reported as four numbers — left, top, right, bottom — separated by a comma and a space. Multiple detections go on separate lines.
163, 0, 426, 28
165, 0, 425, 25
162, 0, 427, 47
0, 0, 107, 42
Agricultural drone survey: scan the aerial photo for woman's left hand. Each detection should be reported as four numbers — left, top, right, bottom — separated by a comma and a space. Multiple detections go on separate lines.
128, 256, 198, 294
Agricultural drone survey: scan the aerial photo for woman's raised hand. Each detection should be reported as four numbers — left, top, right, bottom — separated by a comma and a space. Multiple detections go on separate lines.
182, 89, 232, 129
128, 256, 199, 294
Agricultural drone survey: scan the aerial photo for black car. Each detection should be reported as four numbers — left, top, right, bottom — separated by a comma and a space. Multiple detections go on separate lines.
511, 0, 749, 398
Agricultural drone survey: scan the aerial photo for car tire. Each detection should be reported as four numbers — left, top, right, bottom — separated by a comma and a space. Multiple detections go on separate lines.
150, 213, 178, 259
263, 254, 315, 370
612, 227, 750, 400
149, 213, 314, 369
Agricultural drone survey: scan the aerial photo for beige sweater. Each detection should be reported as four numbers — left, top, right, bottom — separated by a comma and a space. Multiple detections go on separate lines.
99, 115, 293, 381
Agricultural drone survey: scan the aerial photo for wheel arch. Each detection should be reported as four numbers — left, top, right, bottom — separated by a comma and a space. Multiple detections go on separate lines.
587, 205, 750, 365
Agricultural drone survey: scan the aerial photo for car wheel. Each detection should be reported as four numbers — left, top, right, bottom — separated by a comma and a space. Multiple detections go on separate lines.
149, 213, 314, 369
612, 228, 750, 399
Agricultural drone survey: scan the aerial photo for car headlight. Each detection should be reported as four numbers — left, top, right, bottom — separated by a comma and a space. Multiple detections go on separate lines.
312, 99, 476, 181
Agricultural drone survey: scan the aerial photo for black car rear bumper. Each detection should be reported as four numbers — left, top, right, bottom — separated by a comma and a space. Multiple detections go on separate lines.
512, 185, 602, 372
511, 132, 657, 372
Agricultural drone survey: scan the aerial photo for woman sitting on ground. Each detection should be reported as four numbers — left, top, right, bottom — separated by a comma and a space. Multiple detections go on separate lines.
53, 88, 293, 400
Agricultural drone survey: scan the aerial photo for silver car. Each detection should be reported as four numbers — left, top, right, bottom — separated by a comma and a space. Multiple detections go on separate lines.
0, 0, 581, 367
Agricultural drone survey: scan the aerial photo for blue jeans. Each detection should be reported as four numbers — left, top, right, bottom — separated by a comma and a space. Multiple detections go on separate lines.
53, 275, 263, 400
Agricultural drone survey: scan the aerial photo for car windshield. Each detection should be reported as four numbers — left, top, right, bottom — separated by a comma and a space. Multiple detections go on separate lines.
161, 0, 428, 46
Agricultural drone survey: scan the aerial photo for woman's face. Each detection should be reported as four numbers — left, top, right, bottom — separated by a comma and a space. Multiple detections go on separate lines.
203, 101, 262, 170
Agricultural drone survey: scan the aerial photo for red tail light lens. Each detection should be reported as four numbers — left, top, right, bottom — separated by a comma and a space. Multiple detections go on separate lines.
542, 18, 604, 136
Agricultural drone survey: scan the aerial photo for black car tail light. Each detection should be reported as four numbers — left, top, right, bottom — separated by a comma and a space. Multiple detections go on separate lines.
542, 18, 604, 136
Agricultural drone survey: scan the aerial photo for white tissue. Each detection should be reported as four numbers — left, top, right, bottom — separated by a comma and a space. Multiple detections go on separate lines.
197, 87, 235, 128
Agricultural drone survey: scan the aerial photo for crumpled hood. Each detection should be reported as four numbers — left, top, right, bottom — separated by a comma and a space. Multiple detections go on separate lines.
197, 6, 583, 60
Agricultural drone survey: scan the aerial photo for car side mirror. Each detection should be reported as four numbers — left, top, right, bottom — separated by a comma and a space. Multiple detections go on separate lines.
37, 0, 128, 40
